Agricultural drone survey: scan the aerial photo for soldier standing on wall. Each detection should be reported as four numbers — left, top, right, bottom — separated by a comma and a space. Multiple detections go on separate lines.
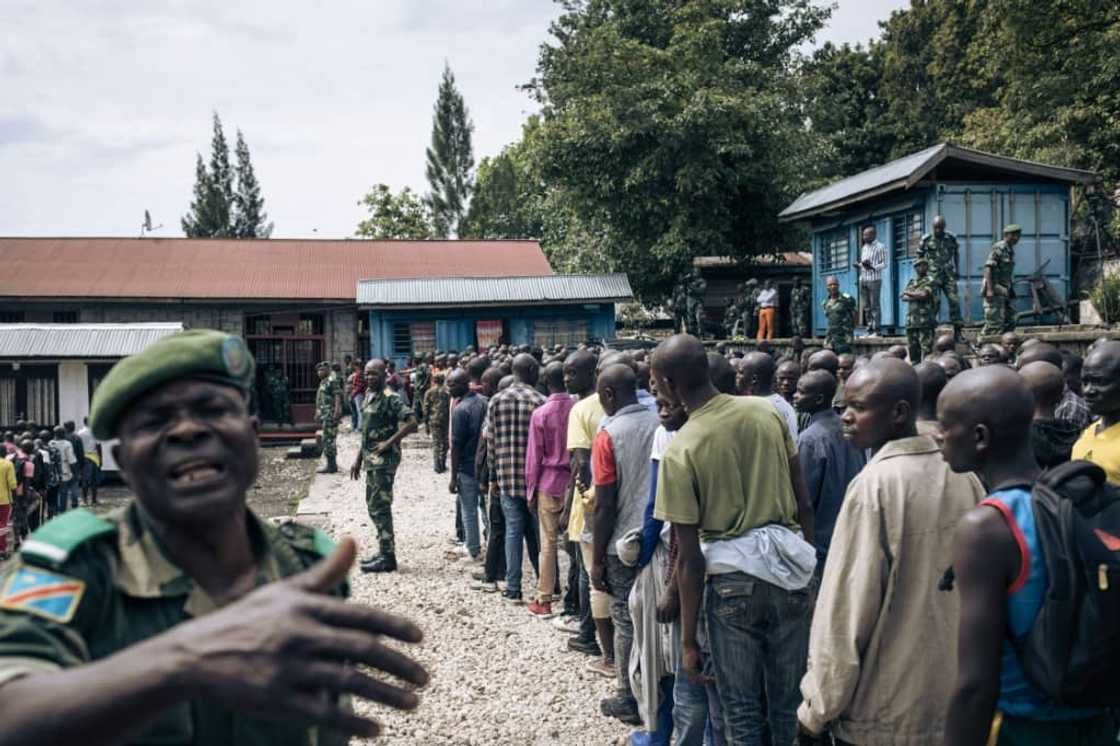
982, 224, 1020, 337
821, 276, 857, 353
917, 215, 964, 340
686, 268, 708, 337
900, 257, 937, 362
790, 276, 811, 339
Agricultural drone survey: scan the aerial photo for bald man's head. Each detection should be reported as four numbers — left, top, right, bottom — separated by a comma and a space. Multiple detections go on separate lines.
1018, 361, 1064, 418
840, 358, 920, 450
914, 361, 947, 419
1082, 340, 1120, 420
937, 365, 1035, 476
597, 362, 639, 416
707, 352, 737, 395
542, 361, 566, 393
933, 334, 957, 355
651, 335, 711, 404
512, 353, 540, 385
1016, 342, 1062, 370
794, 370, 837, 415
737, 351, 775, 395
807, 349, 839, 376
564, 349, 598, 396
887, 344, 909, 360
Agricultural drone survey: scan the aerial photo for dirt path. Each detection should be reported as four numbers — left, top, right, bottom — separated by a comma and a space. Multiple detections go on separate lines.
308, 429, 630, 746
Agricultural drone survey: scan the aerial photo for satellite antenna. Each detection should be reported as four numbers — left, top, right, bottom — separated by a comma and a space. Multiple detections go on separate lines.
139, 209, 164, 237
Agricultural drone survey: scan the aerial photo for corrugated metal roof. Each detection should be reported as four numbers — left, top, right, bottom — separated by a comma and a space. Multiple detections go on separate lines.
0, 238, 553, 301
779, 143, 1097, 221
693, 252, 812, 268
0, 323, 184, 358
358, 274, 633, 308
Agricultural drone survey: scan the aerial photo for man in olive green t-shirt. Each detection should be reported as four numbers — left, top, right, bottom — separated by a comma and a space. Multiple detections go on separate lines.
651, 334, 814, 746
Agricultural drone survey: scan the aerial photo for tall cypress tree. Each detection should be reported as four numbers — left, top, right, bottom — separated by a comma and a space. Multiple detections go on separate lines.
207, 113, 234, 236
232, 129, 272, 238
424, 63, 475, 238
181, 154, 217, 237
183, 113, 271, 238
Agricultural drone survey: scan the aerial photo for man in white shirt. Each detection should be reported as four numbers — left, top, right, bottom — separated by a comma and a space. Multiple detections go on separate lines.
756, 280, 779, 340
736, 352, 799, 438
75, 416, 101, 505
856, 226, 886, 335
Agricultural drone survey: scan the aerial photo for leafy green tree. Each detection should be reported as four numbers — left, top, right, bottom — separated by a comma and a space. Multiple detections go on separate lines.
232, 129, 272, 238
799, 42, 894, 181
526, 0, 829, 299
355, 184, 435, 240
461, 118, 545, 240
181, 154, 220, 237
425, 63, 475, 238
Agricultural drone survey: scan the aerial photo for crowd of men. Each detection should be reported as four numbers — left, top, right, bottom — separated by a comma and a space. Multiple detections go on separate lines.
333, 328, 1119, 745
0, 418, 101, 556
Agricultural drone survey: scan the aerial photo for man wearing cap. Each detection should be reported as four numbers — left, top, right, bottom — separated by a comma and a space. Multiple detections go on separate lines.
982, 225, 1020, 336
316, 362, 343, 474
350, 359, 418, 574
900, 256, 937, 362
0, 329, 429, 745
917, 215, 963, 339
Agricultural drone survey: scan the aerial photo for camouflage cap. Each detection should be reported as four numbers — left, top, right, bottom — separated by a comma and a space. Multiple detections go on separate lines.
89, 329, 255, 440
1003, 224, 1022, 234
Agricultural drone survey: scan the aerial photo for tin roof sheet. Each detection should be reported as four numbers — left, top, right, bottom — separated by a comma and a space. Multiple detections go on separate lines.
0, 323, 184, 358
357, 274, 633, 307
0, 238, 553, 301
780, 143, 1096, 221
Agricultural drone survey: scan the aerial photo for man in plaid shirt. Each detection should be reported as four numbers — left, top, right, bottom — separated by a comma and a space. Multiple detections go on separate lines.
487, 353, 546, 603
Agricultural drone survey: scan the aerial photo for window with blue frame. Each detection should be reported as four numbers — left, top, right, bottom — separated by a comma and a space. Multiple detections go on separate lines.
819, 228, 850, 272
892, 211, 924, 259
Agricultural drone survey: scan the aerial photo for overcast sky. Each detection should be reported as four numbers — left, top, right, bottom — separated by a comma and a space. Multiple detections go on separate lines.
0, 0, 907, 238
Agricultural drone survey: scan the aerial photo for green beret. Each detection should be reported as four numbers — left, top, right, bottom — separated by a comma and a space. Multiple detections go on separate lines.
1003, 224, 1022, 234
89, 329, 255, 440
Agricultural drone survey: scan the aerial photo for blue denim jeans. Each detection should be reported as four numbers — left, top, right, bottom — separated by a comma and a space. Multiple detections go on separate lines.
705, 572, 811, 746
606, 554, 639, 700
500, 495, 539, 594
672, 644, 726, 746
456, 472, 481, 558
351, 395, 363, 430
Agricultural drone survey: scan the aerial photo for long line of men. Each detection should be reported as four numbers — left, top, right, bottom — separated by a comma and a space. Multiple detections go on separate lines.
376, 332, 1119, 746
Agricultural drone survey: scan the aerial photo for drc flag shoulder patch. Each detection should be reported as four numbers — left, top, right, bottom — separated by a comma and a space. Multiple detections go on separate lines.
0, 566, 86, 624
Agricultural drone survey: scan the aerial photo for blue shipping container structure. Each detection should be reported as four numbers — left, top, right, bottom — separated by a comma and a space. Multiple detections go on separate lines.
779, 144, 1096, 335
358, 274, 633, 367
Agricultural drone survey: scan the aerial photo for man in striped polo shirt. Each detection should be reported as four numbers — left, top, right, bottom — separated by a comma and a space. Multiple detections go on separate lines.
857, 225, 887, 336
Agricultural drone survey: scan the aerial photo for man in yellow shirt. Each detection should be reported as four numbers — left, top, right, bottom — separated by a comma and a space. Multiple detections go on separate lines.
1072, 340, 1120, 484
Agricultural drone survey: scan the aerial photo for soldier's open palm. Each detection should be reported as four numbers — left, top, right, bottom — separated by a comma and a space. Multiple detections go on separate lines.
161, 537, 428, 738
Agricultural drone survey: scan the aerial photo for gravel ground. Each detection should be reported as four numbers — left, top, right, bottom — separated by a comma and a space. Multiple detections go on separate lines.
314, 429, 631, 746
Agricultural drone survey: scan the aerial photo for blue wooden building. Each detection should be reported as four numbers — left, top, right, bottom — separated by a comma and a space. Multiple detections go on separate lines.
779, 144, 1095, 335
357, 274, 632, 366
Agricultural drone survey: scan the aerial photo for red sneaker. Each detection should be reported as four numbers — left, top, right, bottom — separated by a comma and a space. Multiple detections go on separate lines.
527, 600, 555, 618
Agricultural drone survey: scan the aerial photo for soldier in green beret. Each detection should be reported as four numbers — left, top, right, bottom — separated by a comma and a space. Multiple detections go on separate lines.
982, 225, 1021, 337
350, 359, 418, 573
0, 329, 428, 745
790, 276, 811, 338
901, 257, 937, 362
315, 362, 342, 474
821, 275, 857, 353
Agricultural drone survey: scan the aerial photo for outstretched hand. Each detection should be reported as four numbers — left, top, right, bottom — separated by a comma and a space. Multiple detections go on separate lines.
165, 537, 428, 738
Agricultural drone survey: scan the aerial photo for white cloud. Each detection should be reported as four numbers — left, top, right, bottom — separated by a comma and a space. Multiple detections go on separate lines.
0, 0, 904, 238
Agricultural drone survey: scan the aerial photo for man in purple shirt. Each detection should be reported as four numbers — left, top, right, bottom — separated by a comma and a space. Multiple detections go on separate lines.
525, 361, 577, 617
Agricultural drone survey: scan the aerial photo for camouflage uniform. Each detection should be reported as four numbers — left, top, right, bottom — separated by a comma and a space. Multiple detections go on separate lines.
686, 269, 707, 336
821, 292, 857, 352
412, 363, 430, 422
903, 273, 937, 362
917, 231, 963, 327
266, 367, 292, 425
746, 283, 761, 338
423, 384, 450, 473
360, 388, 416, 557
315, 375, 338, 460
789, 282, 811, 338
982, 239, 1016, 336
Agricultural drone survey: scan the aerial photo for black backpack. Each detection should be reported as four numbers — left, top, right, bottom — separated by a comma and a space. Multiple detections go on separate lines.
1017, 460, 1120, 706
